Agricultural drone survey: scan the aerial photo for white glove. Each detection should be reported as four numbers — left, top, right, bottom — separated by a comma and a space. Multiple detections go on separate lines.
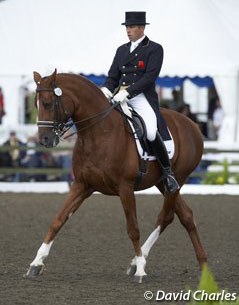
113, 89, 129, 104
101, 87, 113, 100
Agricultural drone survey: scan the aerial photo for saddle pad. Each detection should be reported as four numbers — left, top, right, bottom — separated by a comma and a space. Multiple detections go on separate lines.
128, 119, 175, 160
119, 101, 175, 160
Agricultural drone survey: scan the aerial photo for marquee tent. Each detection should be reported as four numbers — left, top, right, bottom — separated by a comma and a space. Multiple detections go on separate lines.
0, 0, 239, 142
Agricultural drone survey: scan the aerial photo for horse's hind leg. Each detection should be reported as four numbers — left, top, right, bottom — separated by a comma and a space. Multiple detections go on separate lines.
24, 181, 93, 278
174, 194, 207, 269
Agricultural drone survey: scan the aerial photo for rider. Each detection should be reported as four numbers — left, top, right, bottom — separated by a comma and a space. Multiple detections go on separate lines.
101, 11, 179, 194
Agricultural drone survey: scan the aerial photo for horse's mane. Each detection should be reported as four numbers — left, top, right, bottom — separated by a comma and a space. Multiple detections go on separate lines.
56, 73, 103, 96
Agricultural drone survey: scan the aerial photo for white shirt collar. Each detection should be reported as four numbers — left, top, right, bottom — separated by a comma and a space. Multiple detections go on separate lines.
131, 35, 145, 47
130, 35, 145, 52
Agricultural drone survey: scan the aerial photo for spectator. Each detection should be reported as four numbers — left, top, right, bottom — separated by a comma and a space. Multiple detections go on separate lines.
0, 87, 6, 124
2, 131, 26, 181
178, 103, 198, 123
21, 135, 45, 181
23, 87, 31, 124
22, 135, 41, 167
212, 99, 224, 140
167, 89, 183, 111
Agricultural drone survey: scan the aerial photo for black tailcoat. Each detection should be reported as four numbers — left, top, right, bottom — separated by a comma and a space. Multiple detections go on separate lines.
103, 36, 167, 136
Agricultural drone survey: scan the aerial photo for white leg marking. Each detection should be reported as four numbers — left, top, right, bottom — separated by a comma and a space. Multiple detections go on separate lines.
141, 226, 161, 258
134, 255, 147, 277
30, 241, 54, 266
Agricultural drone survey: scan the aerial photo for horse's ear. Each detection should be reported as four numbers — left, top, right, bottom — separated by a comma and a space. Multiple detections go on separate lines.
33, 71, 42, 84
48, 68, 57, 84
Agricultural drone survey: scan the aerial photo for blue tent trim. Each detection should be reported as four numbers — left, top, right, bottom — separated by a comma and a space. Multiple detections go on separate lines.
80, 73, 214, 88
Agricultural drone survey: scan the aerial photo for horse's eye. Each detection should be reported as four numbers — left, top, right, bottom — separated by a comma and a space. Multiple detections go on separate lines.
42, 101, 53, 110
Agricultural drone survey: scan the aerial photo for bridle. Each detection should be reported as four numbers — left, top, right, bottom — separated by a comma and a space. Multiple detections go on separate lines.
36, 85, 72, 138
36, 84, 118, 141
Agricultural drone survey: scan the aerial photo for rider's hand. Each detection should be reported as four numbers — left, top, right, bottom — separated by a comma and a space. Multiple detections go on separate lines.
101, 87, 113, 100
113, 89, 129, 104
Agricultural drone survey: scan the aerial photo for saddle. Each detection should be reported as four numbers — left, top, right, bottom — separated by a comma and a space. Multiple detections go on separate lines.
116, 103, 173, 158
116, 103, 174, 188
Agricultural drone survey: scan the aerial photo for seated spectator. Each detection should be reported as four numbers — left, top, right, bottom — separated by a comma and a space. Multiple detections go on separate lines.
2, 131, 26, 181
3, 131, 26, 166
22, 135, 42, 167
21, 135, 46, 181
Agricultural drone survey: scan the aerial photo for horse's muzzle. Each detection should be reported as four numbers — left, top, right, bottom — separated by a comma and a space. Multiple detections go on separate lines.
39, 131, 59, 148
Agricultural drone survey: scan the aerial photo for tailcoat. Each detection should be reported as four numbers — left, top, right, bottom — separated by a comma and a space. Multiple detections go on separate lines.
103, 36, 164, 130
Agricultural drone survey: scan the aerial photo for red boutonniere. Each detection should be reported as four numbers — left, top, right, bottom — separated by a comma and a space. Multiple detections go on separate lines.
138, 60, 145, 69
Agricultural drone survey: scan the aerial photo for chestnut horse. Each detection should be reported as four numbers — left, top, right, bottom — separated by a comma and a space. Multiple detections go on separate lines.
25, 70, 207, 282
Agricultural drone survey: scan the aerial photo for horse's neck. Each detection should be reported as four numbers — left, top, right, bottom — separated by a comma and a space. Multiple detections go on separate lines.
59, 75, 120, 135
59, 75, 109, 119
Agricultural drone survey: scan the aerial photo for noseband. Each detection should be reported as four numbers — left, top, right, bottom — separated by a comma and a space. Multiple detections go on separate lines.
36, 84, 118, 141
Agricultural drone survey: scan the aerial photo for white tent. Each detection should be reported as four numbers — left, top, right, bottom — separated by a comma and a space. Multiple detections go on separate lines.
0, 0, 239, 142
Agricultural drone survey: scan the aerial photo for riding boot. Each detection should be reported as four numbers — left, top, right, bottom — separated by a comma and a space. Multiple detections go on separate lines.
149, 132, 180, 194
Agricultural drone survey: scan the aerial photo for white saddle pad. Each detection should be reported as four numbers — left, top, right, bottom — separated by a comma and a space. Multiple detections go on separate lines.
133, 124, 175, 160
120, 102, 175, 160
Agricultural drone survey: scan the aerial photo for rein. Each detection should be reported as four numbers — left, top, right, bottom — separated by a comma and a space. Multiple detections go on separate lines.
64, 102, 118, 139
36, 85, 119, 140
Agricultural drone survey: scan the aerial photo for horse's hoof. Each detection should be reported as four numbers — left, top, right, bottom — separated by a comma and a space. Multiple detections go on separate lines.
133, 274, 147, 284
23, 265, 45, 279
126, 264, 137, 276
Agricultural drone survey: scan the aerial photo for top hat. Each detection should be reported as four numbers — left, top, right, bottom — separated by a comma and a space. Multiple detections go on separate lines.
121, 11, 149, 26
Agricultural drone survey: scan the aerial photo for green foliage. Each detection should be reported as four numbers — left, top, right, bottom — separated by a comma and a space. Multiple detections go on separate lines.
202, 159, 239, 185
189, 264, 238, 305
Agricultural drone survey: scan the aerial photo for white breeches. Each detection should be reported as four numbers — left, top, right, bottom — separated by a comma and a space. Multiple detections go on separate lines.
127, 93, 157, 141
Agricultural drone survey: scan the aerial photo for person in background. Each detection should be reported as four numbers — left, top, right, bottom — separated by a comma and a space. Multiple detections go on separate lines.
23, 87, 31, 124
212, 99, 224, 140
2, 131, 26, 181
0, 87, 6, 124
21, 135, 46, 181
178, 103, 198, 123
168, 89, 182, 111
100, 11, 179, 194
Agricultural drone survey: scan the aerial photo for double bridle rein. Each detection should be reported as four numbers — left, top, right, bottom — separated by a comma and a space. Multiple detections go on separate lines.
36, 84, 118, 140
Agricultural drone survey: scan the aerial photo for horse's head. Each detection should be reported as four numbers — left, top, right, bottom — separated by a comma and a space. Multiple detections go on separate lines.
34, 69, 73, 148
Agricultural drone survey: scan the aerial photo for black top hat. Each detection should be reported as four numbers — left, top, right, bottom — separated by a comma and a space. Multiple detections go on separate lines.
121, 11, 149, 26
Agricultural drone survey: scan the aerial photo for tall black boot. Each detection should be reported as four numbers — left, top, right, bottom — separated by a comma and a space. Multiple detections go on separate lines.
149, 132, 179, 194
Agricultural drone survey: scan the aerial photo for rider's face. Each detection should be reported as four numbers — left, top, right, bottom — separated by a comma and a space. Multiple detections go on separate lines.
126, 25, 145, 42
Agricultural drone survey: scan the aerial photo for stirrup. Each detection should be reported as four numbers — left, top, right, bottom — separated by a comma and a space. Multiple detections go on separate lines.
163, 172, 180, 194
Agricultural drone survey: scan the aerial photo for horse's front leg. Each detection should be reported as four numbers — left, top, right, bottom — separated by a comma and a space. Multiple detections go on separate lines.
24, 181, 93, 278
119, 186, 146, 283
